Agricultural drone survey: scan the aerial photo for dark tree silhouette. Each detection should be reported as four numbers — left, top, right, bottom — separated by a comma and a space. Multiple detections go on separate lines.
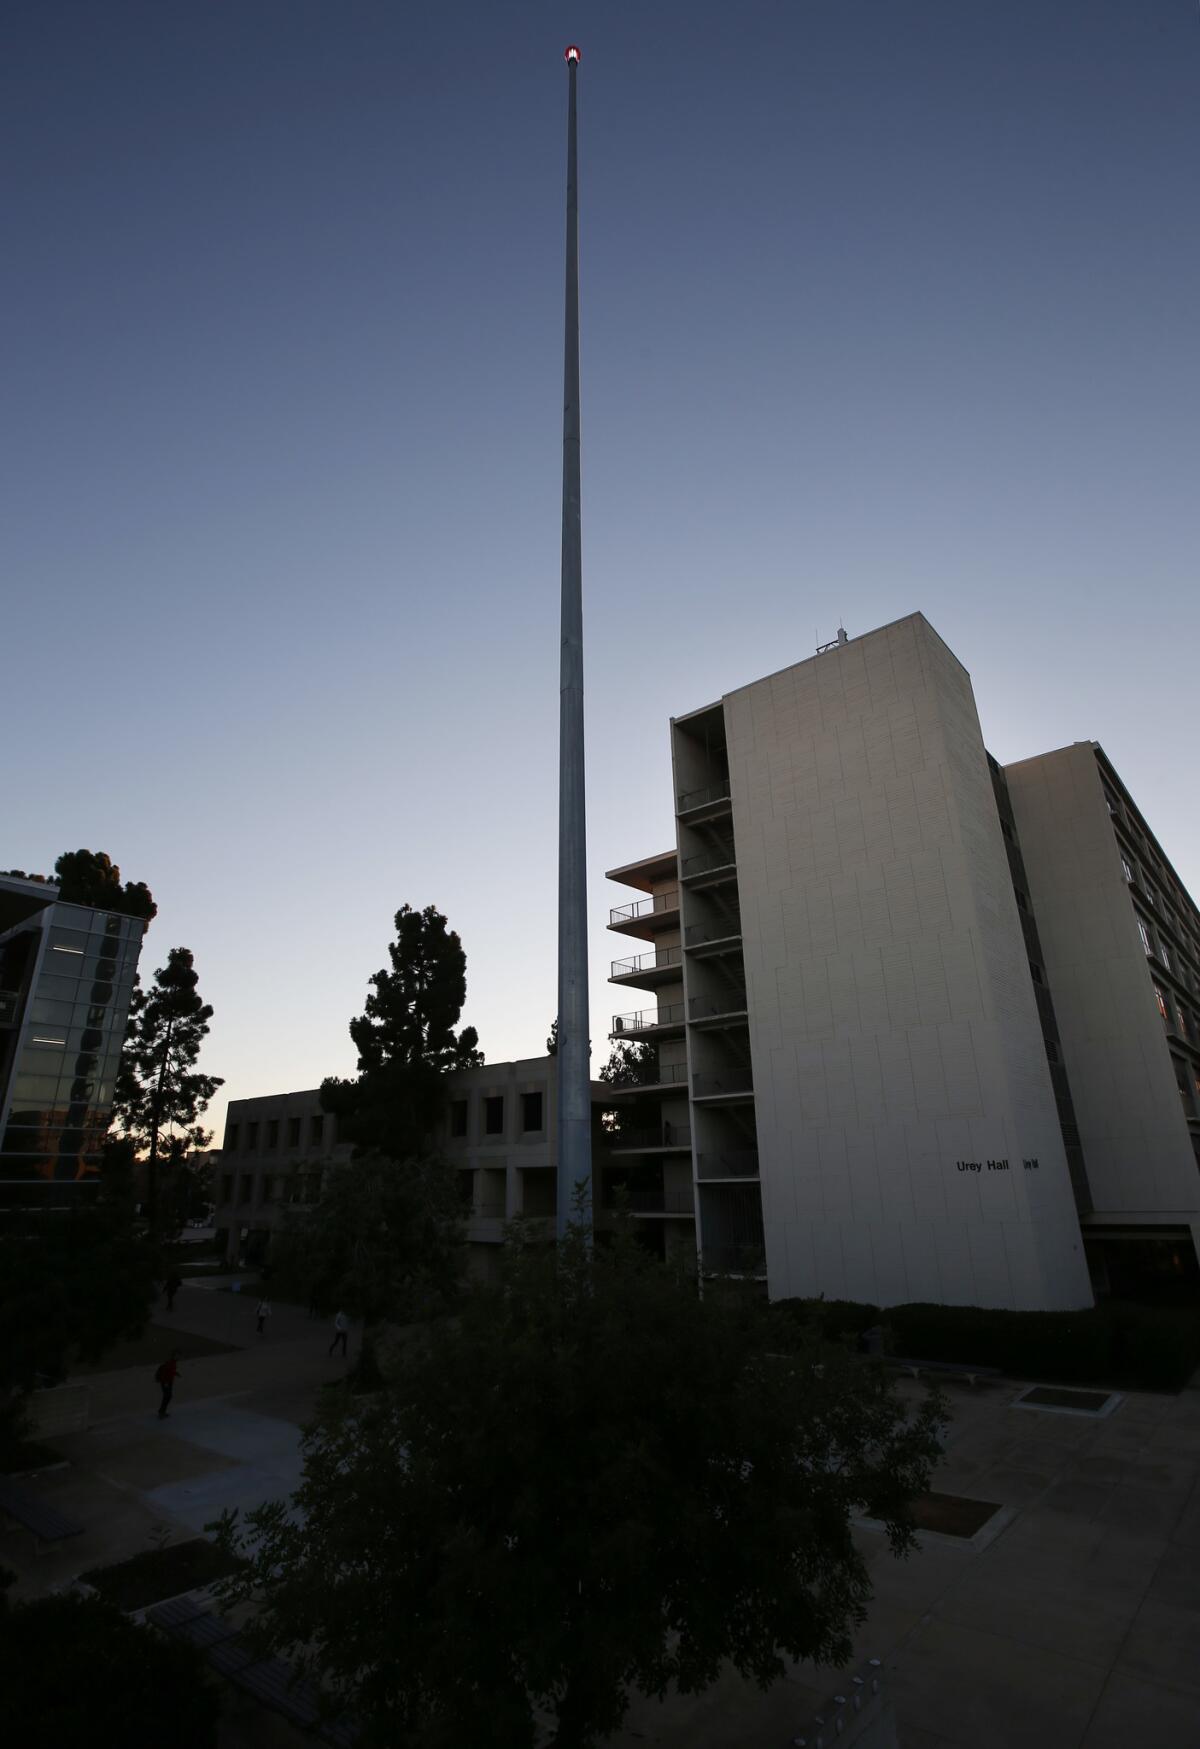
111, 948, 222, 1225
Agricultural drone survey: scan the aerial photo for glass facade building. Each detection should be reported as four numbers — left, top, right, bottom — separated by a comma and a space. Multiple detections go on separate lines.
0, 875, 145, 1200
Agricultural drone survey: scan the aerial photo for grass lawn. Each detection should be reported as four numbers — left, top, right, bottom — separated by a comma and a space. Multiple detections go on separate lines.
68, 1324, 242, 1376
82, 1538, 242, 1611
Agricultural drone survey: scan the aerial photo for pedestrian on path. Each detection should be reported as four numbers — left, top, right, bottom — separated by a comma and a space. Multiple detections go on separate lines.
328, 1310, 349, 1359
155, 1350, 181, 1419
256, 1298, 272, 1337
163, 1273, 182, 1312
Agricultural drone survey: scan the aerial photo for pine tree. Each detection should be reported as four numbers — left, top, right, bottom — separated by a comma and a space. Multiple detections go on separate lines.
111, 948, 222, 1225
320, 903, 482, 1161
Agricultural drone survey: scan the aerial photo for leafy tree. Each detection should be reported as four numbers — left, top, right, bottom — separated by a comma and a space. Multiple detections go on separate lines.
213, 1219, 944, 1748
4, 850, 155, 917
111, 947, 222, 1225
0, 1591, 219, 1748
274, 1151, 464, 1327
546, 1016, 558, 1056
321, 903, 483, 1160
599, 1038, 657, 1087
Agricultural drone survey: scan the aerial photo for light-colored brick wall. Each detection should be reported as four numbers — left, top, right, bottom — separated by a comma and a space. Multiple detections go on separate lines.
727, 614, 1091, 1309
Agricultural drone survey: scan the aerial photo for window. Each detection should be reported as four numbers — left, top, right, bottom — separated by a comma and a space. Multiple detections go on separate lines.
267, 1119, 279, 1150
262, 1176, 275, 1202
1045, 1041, 1060, 1064
310, 1114, 324, 1146
522, 1091, 544, 1132
1121, 857, 1134, 884
221, 1174, 233, 1204
226, 1123, 239, 1152
450, 1099, 468, 1138
1138, 921, 1153, 957
246, 1122, 259, 1150
485, 1096, 504, 1136
1155, 985, 1169, 1024
239, 1175, 253, 1204
1160, 943, 1172, 972
288, 1117, 301, 1147
1176, 1006, 1189, 1039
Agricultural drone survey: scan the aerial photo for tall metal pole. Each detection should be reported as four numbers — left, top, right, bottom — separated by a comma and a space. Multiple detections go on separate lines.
557, 43, 592, 1239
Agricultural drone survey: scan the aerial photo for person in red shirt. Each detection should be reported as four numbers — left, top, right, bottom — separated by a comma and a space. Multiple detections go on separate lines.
155, 1350, 180, 1419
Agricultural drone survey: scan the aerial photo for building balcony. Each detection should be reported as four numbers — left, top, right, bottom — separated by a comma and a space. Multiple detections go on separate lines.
699, 1243, 767, 1278
688, 993, 749, 1028
608, 890, 680, 939
684, 920, 743, 956
691, 1068, 755, 1103
676, 779, 732, 824
679, 845, 738, 888
611, 1003, 686, 1042
610, 945, 684, 989
605, 1062, 690, 1097
696, 1150, 760, 1180
607, 1123, 692, 1155
601, 1189, 696, 1218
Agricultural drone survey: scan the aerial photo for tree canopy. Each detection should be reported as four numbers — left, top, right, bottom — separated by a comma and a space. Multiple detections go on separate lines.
599, 1038, 657, 1087
321, 903, 482, 1161
0, 1590, 218, 1749
213, 1221, 944, 1748
3, 849, 156, 919
111, 946, 222, 1224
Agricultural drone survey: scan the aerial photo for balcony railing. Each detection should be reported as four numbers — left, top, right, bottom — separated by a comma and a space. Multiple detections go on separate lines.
612, 1003, 686, 1035
692, 1068, 754, 1098
700, 1243, 767, 1276
677, 778, 731, 814
685, 919, 742, 948
680, 845, 737, 880
603, 1189, 696, 1216
688, 993, 748, 1021
606, 1061, 689, 1093
607, 1124, 692, 1152
611, 946, 683, 979
696, 1150, 760, 1179
609, 891, 679, 926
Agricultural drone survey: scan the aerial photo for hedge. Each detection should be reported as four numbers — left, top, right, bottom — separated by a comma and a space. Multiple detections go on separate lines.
772, 1296, 1200, 1392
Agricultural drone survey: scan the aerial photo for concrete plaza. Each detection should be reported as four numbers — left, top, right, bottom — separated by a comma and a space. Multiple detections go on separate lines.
4, 1280, 1198, 1747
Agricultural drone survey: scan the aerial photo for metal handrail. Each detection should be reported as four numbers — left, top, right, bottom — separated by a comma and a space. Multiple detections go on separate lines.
696, 1150, 760, 1179
612, 1004, 686, 1033
611, 946, 683, 978
680, 845, 737, 879
609, 890, 679, 925
607, 1061, 689, 1092
688, 994, 748, 1020
607, 1124, 692, 1151
677, 778, 731, 814
603, 1189, 696, 1216
692, 1069, 754, 1097
685, 919, 742, 947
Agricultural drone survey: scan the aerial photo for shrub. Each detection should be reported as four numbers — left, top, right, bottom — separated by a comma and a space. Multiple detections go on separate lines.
773, 1298, 1200, 1391
0, 1591, 219, 1748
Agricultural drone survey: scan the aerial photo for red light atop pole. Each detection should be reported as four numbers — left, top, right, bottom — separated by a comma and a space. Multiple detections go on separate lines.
564, 44, 581, 64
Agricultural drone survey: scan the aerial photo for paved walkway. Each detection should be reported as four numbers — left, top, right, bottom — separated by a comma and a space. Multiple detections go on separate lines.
4, 1291, 1197, 1747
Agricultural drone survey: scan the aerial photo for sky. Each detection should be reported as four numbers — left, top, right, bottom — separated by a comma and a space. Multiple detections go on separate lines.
5, 2, 1198, 1137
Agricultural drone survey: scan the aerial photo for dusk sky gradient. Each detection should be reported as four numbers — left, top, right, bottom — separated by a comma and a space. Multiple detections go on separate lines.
5, 3, 1198, 1136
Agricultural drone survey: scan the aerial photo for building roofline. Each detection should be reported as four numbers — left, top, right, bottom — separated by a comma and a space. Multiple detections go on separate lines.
604, 849, 678, 892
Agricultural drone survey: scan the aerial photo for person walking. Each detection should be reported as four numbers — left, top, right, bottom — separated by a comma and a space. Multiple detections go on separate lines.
163, 1273, 182, 1312
328, 1309, 349, 1360
155, 1350, 180, 1419
255, 1298, 272, 1337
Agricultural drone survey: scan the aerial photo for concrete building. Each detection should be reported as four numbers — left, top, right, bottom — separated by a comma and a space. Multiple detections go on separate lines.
0, 872, 146, 1208
606, 613, 1199, 1310
1004, 742, 1200, 1297
216, 1061, 615, 1277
